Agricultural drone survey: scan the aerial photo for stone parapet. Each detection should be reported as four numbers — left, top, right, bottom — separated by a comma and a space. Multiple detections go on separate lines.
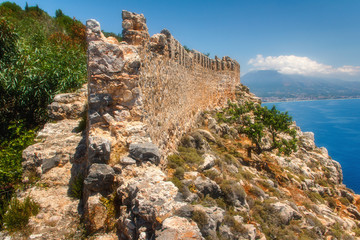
86, 10, 240, 165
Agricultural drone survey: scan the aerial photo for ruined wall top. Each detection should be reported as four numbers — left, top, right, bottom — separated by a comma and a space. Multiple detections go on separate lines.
120, 10, 240, 73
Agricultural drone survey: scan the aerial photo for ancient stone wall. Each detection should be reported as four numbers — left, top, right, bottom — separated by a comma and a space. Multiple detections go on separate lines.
86, 10, 240, 164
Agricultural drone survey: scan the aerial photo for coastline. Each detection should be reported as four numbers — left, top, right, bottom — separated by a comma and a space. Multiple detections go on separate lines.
262, 97, 360, 104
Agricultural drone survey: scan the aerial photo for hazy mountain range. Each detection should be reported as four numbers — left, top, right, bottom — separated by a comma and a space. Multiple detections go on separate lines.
241, 70, 360, 102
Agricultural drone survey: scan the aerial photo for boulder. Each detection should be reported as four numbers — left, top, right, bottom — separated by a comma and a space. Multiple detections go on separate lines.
194, 176, 221, 198
83, 193, 108, 234
193, 205, 225, 238
199, 154, 216, 171
120, 156, 137, 165
84, 164, 115, 192
196, 129, 216, 143
347, 206, 360, 220
41, 155, 61, 174
129, 142, 161, 164
117, 167, 185, 225
156, 216, 204, 240
47, 91, 86, 121
271, 201, 302, 224
88, 136, 111, 164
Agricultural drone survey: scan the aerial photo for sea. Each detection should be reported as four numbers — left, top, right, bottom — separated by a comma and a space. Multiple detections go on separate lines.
263, 99, 360, 194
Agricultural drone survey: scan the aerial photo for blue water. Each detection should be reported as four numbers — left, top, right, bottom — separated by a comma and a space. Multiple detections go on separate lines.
263, 99, 360, 193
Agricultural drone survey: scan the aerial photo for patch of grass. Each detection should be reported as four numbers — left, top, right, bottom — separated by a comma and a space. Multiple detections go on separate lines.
220, 180, 246, 206
353, 226, 360, 237
339, 197, 350, 206
315, 178, 329, 187
224, 153, 238, 166
174, 167, 185, 180
99, 193, 119, 232
199, 195, 217, 208
251, 200, 303, 240
178, 147, 203, 165
75, 111, 87, 133
325, 196, 337, 209
3, 196, 39, 232
306, 191, 325, 204
170, 176, 183, 190
237, 169, 253, 180
167, 154, 185, 169
203, 169, 219, 181
69, 174, 84, 199
192, 209, 208, 230
223, 214, 246, 234
330, 222, 344, 239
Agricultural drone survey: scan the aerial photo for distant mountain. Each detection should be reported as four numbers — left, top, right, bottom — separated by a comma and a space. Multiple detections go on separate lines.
241, 70, 360, 102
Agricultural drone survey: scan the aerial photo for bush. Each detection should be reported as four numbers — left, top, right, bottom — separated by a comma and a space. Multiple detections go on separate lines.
192, 209, 208, 229
223, 214, 246, 234
69, 174, 84, 199
178, 147, 203, 165
167, 154, 185, 169
3, 196, 39, 232
339, 197, 350, 206
220, 180, 246, 206
174, 167, 185, 180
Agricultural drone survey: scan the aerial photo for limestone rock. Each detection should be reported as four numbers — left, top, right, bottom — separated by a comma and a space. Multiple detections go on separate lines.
156, 216, 204, 240
271, 201, 302, 224
193, 205, 225, 238
88, 136, 111, 164
83, 193, 108, 234
120, 156, 137, 165
199, 154, 216, 171
347, 206, 360, 220
196, 129, 216, 143
129, 142, 161, 164
47, 86, 87, 120
194, 176, 221, 198
22, 119, 83, 180
84, 163, 115, 192
117, 166, 185, 229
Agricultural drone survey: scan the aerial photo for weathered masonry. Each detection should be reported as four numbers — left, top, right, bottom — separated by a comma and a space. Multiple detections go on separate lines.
86, 10, 240, 165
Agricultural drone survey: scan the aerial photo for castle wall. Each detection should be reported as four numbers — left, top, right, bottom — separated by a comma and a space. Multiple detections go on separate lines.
86, 10, 240, 163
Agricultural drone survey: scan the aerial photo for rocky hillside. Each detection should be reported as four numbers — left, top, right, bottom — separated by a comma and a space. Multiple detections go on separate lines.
2, 84, 360, 239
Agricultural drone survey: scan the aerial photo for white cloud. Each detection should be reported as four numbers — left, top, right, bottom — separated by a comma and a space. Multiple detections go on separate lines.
248, 54, 360, 78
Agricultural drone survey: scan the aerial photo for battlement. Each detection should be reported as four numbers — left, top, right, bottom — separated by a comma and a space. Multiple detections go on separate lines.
86, 10, 240, 164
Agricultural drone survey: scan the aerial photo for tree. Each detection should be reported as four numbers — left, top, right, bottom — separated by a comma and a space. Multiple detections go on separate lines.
55, 9, 63, 18
216, 101, 297, 157
25, 2, 28, 11
241, 105, 297, 156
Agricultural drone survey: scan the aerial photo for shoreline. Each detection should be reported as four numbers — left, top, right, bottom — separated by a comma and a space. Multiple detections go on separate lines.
262, 97, 360, 104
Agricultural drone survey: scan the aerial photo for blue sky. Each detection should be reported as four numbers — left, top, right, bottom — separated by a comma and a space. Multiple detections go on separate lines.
3, 0, 360, 78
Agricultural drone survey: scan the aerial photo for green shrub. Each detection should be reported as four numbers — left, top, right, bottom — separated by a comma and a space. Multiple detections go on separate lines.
199, 195, 217, 207
75, 111, 87, 133
174, 167, 185, 180
223, 214, 246, 234
178, 147, 203, 166
220, 180, 246, 206
307, 191, 325, 204
170, 176, 183, 190
325, 196, 337, 209
0, 2, 22, 13
3, 196, 39, 232
204, 169, 219, 180
167, 154, 184, 169
339, 197, 350, 206
192, 209, 208, 229
69, 174, 84, 199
